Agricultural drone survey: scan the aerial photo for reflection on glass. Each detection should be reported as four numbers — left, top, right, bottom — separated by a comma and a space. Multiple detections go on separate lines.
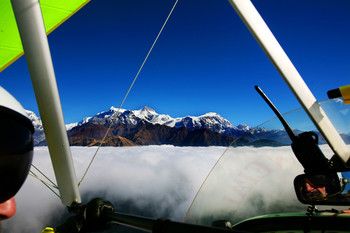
184, 99, 350, 226
341, 171, 350, 193
294, 173, 350, 205
321, 99, 350, 138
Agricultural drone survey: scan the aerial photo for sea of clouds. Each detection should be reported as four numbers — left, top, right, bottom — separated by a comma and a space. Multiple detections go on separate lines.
3, 145, 333, 232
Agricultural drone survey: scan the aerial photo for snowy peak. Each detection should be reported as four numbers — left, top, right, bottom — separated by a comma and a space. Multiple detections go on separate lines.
65, 106, 243, 138
237, 124, 251, 131
25, 110, 45, 145
77, 106, 243, 137
25, 110, 43, 131
28, 106, 253, 146
138, 106, 156, 115
134, 106, 160, 122
174, 112, 237, 134
81, 106, 174, 128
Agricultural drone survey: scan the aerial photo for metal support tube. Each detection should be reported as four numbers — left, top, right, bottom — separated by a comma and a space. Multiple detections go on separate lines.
10, 0, 81, 206
228, 0, 350, 163
107, 212, 238, 233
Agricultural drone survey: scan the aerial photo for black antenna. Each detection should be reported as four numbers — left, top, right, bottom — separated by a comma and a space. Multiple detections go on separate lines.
255, 85, 297, 141
255, 85, 333, 174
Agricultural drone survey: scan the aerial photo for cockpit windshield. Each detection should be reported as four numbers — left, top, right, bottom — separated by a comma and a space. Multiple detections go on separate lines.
184, 98, 350, 226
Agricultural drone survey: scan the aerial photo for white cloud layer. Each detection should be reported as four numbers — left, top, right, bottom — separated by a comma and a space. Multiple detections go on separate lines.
3, 145, 332, 232
2, 146, 224, 232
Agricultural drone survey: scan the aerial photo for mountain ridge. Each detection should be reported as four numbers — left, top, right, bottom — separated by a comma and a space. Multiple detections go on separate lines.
26, 107, 252, 146
26, 107, 291, 147
26, 106, 350, 147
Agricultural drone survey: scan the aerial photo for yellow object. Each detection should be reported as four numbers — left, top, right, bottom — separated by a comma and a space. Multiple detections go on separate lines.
339, 85, 350, 105
41, 227, 55, 233
0, 0, 90, 72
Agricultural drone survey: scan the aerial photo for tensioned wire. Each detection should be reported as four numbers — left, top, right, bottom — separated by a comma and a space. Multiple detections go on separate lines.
182, 106, 303, 222
30, 164, 60, 199
183, 98, 335, 222
28, 0, 179, 197
77, 0, 179, 187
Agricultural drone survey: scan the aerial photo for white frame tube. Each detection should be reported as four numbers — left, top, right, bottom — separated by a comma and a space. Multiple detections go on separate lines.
11, 0, 81, 206
228, 0, 350, 163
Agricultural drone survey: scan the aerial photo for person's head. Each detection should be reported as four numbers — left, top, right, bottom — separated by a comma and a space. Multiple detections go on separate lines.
301, 174, 341, 200
0, 86, 34, 220
303, 178, 327, 199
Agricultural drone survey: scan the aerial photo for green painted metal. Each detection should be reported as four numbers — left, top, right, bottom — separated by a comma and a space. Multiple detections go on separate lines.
232, 212, 350, 232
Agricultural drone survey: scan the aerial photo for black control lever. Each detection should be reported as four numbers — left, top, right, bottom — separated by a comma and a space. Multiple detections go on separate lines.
255, 86, 333, 175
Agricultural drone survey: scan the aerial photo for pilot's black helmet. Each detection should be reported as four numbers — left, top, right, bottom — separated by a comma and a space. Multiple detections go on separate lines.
308, 173, 341, 195
0, 86, 34, 203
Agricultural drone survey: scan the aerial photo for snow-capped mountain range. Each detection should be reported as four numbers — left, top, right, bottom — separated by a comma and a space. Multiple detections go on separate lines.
26, 106, 343, 147
66, 106, 251, 135
26, 110, 45, 145
26, 106, 252, 145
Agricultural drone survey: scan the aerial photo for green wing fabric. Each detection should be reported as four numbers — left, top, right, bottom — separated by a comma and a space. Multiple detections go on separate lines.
0, 0, 90, 72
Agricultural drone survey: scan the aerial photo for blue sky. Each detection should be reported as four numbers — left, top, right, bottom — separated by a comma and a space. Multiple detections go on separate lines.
1, 0, 349, 127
